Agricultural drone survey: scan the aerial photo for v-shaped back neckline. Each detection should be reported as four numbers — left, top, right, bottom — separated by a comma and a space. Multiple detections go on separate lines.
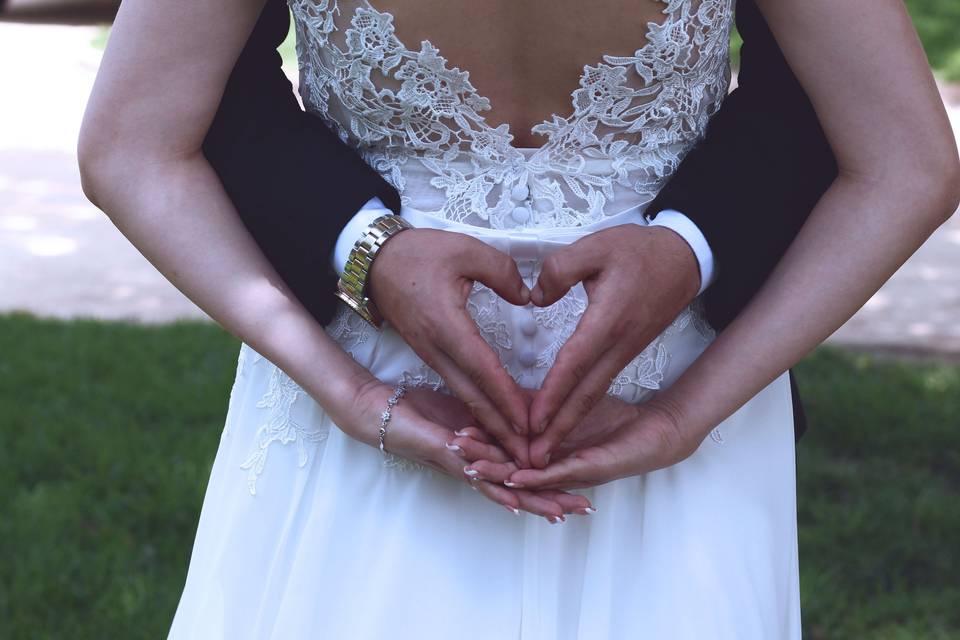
358, 0, 674, 154
288, 0, 734, 229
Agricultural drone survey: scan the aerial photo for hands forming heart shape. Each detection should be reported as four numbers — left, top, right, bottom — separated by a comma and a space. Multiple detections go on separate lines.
367, 221, 703, 518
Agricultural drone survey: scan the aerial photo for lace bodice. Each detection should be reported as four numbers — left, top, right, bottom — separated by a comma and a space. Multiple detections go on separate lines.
289, 0, 735, 229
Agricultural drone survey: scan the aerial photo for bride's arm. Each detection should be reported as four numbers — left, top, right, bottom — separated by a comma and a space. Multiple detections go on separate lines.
659, 0, 960, 439
507, 0, 959, 486
78, 0, 372, 427
79, 0, 590, 520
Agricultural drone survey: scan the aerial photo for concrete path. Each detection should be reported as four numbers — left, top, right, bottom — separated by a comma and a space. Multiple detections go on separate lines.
1, 22, 959, 355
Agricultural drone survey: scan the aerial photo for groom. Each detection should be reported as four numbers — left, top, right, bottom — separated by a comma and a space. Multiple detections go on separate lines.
203, 0, 836, 468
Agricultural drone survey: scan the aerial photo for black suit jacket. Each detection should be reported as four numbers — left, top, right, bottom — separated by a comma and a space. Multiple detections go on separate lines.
203, 0, 837, 438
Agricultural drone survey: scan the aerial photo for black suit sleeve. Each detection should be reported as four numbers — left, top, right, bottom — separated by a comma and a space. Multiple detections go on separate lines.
647, 0, 838, 331
202, 1, 400, 326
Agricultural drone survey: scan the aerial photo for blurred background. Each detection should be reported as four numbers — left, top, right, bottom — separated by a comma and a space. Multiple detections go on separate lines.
0, 1, 958, 638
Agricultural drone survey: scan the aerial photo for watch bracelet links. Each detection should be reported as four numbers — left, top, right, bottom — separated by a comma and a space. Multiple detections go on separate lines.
334, 213, 413, 329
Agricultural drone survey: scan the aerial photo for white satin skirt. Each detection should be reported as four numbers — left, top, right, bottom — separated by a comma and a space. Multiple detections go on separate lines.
167, 206, 801, 639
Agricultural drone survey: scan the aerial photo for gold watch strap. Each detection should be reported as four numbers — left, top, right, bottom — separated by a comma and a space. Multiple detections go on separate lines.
334, 213, 413, 329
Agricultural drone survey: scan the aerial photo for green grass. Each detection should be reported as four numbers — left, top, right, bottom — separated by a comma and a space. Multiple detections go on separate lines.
795, 348, 960, 639
0, 313, 958, 638
0, 315, 238, 639
905, 0, 960, 81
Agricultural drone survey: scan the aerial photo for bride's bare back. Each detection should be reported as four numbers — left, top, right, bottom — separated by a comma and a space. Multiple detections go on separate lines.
290, 0, 735, 227
373, 0, 670, 146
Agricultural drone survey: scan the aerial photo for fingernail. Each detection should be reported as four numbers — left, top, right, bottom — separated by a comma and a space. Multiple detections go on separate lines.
445, 443, 461, 452
520, 284, 530, 302
463, 466, 479, 477
503, 481, 522, 488
537, 419, 548, 433
547, 516, 561, 525
580, 507, 597, 515
454, 429, 469, 437
512, 422, 525, 435
503, 505, 520, 515
544, 453, 551, 465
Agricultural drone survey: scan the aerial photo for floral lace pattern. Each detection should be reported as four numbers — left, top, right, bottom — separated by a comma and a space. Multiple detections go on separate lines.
239, 362, 327, 495
236, 308, 376, 494
289, 0, 734, 229
237, 2, 734, 485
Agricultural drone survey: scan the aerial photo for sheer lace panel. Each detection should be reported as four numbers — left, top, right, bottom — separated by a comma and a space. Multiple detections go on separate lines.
288, 0, 734, 229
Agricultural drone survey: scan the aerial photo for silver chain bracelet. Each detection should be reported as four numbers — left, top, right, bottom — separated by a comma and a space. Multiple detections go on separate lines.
378, 382, 407, 455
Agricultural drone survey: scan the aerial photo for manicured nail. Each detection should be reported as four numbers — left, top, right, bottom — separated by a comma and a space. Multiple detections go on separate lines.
579, 507, 597, 515
503, 481, 522, 488
454, 429, 469, 437
445, 443, 461, 452
463, 466, 479, 477
547, 515, 561, 525
503, 505, 520, 515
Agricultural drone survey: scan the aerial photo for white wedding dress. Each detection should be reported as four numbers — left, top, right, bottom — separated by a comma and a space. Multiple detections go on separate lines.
168, 1, 801, 637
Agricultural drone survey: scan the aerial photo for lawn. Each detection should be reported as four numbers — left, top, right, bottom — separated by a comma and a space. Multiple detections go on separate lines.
0, 313, 958, 639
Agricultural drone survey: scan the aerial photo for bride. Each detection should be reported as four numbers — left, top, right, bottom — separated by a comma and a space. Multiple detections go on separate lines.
79, 0, 958, 637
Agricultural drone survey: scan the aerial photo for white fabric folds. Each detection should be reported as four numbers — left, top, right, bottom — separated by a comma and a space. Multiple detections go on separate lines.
168, 205, 801, 639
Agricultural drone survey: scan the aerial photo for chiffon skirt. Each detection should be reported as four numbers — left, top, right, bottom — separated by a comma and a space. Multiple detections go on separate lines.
167, 207, 801, 640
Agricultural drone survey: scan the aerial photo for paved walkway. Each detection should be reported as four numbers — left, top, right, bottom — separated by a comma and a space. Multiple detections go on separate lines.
1, 22, 959, 354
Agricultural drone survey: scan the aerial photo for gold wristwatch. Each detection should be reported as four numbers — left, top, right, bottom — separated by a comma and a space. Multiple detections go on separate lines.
334, 213, 414, 329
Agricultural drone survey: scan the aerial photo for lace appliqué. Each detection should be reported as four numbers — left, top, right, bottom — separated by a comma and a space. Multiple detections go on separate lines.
236, 306, 377, 495
466, 281, 514, 364
532, 290, 588, 369
288, 0, 734, 229
663, 300, 726, 444
609, 341, 671, 404
327, 302, 375, 356
239, 365, 327, 496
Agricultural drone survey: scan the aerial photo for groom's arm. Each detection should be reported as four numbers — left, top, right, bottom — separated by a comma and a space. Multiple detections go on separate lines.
646, 0, 838, 331
201, 1, 539, 447
202, 0, 400, 326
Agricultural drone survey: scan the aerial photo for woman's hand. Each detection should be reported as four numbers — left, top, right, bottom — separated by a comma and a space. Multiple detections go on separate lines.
348, 381, 594, 521
457, 394, 699, 492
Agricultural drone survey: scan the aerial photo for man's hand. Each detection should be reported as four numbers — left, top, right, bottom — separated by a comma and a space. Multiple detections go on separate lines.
526, 224, 701, 468
368, 228, 533, 465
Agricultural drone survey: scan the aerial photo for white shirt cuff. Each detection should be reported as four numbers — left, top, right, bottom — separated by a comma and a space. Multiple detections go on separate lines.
331, 196, 397, 274
645, 209, 716, 296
